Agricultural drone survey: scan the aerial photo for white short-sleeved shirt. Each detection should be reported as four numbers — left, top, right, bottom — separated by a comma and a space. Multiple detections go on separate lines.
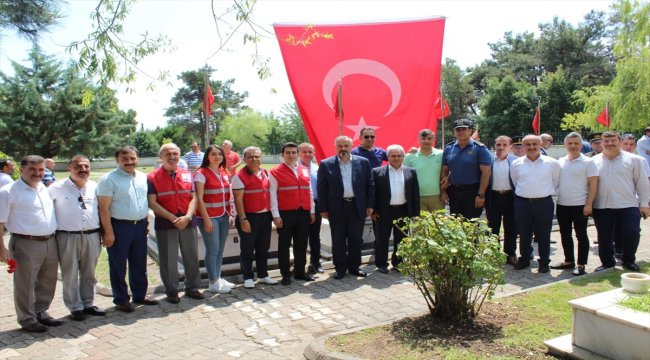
557, 154, 598, 206
0, 173, 13, 188
0, 179, 57, 235
49, 178, 100, 231
593, 151, 650, 209
511, 154, 560, 198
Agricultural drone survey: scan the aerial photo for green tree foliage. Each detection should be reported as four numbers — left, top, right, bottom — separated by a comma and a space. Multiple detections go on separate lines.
397, 211, 505, 323
215, 108, 271, 152
477, 75, 538, 140
537, 67, 578, 133
130, 130, 159, 157
165, 67, 248, 148
152, 125, 195, 154
265, 103, 308, 153
439, 59, 476, 145
0, 0, 60, 39
0, 44, 135, 158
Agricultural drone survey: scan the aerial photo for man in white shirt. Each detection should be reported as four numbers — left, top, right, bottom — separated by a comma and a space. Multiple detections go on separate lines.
0, 159, 15, 188
592, 131, 650, 272
49, 155, 106, 321
636, 126, 650, 165
486, 136, 518, 265
510, 135, 560, 273
0, 155, 60, 333
550, 133, 598, 276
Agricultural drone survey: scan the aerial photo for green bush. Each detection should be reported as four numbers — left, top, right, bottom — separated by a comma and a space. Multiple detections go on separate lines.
397, 210, 505, 323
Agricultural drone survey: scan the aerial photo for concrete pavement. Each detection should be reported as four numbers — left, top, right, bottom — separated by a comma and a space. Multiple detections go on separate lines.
1, 223, 648, 359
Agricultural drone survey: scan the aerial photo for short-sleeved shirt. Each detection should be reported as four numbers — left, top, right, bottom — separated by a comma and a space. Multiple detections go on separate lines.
352, 146, 387, 168
0, 173, 13, 188
225, 151, 241, 178
511, 155, 560, 198
49, 178, 100, 231
42, 168, 56, 186
442, 140, 492, 185
184, 151, 204, 170
0, 179, 57, 235
404, 149, 443, 196
557, 154, 598, 206
97, 168, 149, 221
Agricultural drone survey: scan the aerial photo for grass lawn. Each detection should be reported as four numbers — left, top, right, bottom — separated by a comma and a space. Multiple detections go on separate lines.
95, 247, 161, 287
326, 264, 650, 360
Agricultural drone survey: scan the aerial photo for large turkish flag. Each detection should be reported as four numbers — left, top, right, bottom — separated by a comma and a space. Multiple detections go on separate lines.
274, 18, 445, 160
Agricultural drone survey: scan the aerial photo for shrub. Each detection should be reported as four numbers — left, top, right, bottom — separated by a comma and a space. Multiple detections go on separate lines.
397, 210, 505, 323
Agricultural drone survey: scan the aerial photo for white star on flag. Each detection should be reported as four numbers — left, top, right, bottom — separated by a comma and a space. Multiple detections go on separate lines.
345, 116, 379, 137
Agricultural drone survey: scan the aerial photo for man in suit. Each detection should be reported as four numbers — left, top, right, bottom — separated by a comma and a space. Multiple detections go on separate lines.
371, 145, 419, 274
317, 136, 375, 280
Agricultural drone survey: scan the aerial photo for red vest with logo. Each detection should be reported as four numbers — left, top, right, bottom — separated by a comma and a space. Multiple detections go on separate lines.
270, 163, 311, 211
196, 167, 231, 217
148, 167, 193, 216
237, 167, 270, 213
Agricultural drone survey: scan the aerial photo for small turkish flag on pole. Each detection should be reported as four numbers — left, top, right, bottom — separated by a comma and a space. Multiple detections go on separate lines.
532, 106, 540, 135
596, 103, 610, 128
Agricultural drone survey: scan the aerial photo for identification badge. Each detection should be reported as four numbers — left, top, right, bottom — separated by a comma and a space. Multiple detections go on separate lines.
181, 173, 192, 182
302, 169, 309, 178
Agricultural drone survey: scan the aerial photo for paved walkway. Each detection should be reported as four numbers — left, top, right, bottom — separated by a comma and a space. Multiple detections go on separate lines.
1, 223, 648, 359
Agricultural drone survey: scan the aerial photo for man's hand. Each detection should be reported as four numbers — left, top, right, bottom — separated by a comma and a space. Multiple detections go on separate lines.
366, 208, 373, 217
310, 213, 316, 224
583, 204, 593, 217
320, 212, 329, 219
641, 207, 650, 220
371, 213, 380, 221
441, 192, 449, 205
475, 196, 485, 209
0, 245, 9, 262
440, 176, 449, 190
172, 215, 191, 230
102, 232, 116, 248
273, 217, 283, 229
239, 219, 251, 233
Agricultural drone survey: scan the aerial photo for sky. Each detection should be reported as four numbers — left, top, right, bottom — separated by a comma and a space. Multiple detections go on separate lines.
0, 0, 615, 130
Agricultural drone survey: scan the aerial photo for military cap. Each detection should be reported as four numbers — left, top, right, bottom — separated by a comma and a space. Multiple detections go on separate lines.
587, 133, 602, 143
453, 119, 473, 129
512, 136, 524, 146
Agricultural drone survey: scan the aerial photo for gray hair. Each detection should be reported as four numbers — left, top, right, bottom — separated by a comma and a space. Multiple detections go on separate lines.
522, 135, 542, 145
621, 133, 636, 141
386, 144, 405, 156
222, 140, 233, 147
68, 155, 90, 165
243, 146, 262, 158
540, 133, 553, 142
564, 132, 583, 143
159, 143, 180, 156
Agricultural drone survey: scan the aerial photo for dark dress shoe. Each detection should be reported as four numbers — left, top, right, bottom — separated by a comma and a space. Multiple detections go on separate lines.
295, 274, 315, 282
350, 269, 367, 277
376, 267, 389, 274
22, 323, 47, 333
622, 262, 640, 272
166, 295, 180, 304
333, 271, 346, 280
281, 276, 291, 285
506, 256, 518, 266
133, 297, 159, 305
185, 289, 204, 300
71, 310, 86, 321
514, 260, 530, 270
550, 262, 575, 270
538, 264, 550, 273
115, 302, 134, 313
83, 306, 107, 316
594, 264, 615, 272
37, 315, 64, 327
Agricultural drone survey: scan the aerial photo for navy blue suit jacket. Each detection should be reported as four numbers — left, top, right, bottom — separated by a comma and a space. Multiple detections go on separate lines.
372, 165, 420, 219
317, 155, 375, 221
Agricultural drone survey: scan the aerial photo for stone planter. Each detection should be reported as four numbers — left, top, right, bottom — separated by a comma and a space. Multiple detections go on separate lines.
620, 272, 650, 294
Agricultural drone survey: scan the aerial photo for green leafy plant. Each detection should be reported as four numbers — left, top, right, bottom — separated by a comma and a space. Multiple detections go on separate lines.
618, 293, 650, 313
397, 210, 505, 323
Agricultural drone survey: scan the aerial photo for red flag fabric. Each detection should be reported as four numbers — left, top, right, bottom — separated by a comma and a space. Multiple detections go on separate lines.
471, 129, 479, 140
532, 107, 540, 135
433, 95, 451, 120
274, 18, 445, 160
204, 83, 215, 116
596, 107, 610, 127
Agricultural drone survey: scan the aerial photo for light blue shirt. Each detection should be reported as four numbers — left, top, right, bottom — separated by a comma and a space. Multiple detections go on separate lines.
339, 158, 354, 198
301, 160, 319, 200
97, 167, 149, 220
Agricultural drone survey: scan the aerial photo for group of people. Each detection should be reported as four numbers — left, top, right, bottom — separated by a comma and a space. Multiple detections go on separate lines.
1, 123, 649, 334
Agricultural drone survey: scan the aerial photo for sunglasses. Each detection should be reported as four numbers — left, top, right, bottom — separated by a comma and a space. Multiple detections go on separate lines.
78, 196, 87, 210
363, 135, 375, 139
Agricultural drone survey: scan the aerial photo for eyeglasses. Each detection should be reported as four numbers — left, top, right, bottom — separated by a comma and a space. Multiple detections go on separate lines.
78, 196, 87, 210
363, 135, 375, 139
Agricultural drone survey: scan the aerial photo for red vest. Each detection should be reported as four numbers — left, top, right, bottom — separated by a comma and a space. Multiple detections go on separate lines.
148, 167, 193, 216
270, 163, 311, 211
237, 167, 271, 213
196, 167, 231, 217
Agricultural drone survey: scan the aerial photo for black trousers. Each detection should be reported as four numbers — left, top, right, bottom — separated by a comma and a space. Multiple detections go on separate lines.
277, 209, 311, 278
556, 204, 590, 265
329, 201, 365, 274
373, 204, 408, 268
486, 191, 517, 257
236, 211, 272, 280
308, 199, 322, 266
448, 183, 483, 219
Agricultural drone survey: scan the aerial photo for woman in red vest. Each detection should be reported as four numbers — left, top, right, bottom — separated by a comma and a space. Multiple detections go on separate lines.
194, 145, 234, 293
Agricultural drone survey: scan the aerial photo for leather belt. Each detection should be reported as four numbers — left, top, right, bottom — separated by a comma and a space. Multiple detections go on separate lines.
13, 233, 54, 241
515, 195, 552, 202
111, 218, 148, 224
343, 197, 354, 202
449, 183, 479, 191
56, 228, 101, 235
492, 190, 512, 195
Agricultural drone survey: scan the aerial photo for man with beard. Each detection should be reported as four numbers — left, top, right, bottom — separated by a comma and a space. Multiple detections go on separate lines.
318, 136, 374, 280
49, 155, 106, 320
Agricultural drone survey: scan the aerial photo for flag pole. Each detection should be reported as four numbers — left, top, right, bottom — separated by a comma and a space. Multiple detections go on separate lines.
606, 98, 610, 130
536, 96, 541, 135
338, 74, 343, 136
204, 66, 210, 147
440, 87, 446, 147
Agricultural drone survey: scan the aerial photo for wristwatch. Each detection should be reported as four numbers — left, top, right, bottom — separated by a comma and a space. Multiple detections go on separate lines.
477, 193, 485, 199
